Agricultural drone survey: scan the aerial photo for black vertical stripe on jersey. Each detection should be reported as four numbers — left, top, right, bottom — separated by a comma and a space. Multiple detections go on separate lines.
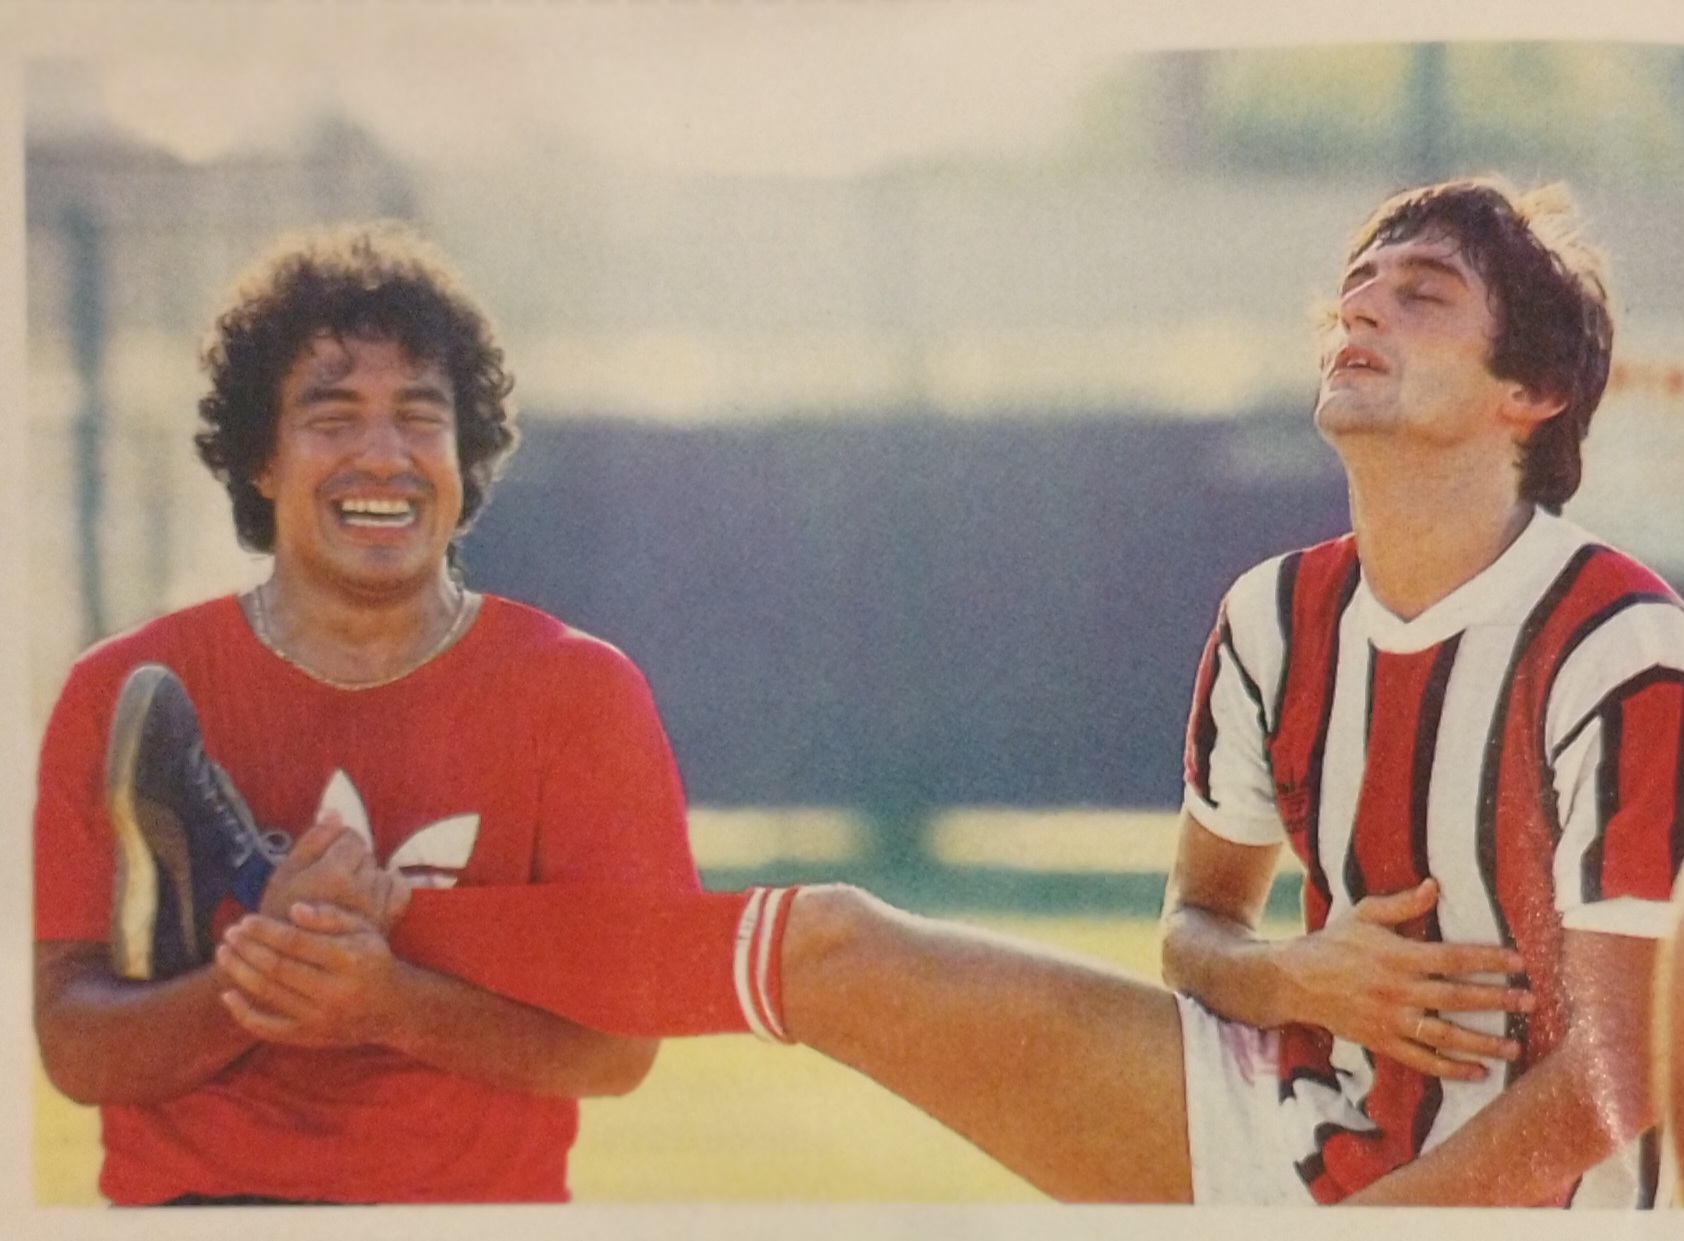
1301, 559, 1363, 929
1272, 551, 1303, 730
1219, 619, 1269, 738
1190, 626, 1222, 804
1342, 640, 1380, 906
1582, 698, 1621, 905
1476, 545, 1599, 1077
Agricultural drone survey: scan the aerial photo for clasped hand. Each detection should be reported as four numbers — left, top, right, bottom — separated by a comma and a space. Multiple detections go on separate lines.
215, 816, 416, 1049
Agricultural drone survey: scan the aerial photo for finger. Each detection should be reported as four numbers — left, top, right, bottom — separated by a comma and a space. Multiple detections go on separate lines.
215, 941, 320, 1015
226, 914, 353, 972
283, 817, 350, 869
1394, 940, 1529, 978
221, 988, 308, 1040
1382, 1032, 1492, 1082
1411, 977, 1534, 1014
1354, 879, 1439, 927
289, 902, 375, 936
317, 831, 374, 873
1408, 1014, 1522, 1062
386, 877, 413, 925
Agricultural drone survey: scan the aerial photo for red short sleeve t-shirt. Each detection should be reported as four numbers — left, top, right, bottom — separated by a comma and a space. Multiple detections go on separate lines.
35, 594, 700, 1203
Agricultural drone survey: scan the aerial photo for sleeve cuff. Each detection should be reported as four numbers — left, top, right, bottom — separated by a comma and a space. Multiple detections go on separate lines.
1181, 787, 1286, 849
1560, 896, 1677, 939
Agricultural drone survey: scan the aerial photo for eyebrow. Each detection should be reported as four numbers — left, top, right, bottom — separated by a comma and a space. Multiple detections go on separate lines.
1340, 253, 1471, 294
295, 379, 454, 408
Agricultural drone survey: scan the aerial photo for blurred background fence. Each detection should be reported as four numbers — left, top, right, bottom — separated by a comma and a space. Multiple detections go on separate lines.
27, 41, 1684, 914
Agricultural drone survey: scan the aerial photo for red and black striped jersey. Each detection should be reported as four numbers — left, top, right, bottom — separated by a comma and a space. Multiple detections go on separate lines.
1183, 510, 1684, 1206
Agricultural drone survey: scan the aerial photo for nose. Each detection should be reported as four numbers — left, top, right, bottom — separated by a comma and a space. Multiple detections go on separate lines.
352, 412, 410, 471
1339, 274, 1383, 331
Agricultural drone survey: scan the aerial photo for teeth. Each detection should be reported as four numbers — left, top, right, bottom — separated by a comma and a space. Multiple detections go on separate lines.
338, 498, 414, 525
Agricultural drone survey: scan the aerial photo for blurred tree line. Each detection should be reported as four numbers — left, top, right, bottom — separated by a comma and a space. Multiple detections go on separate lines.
1069, 44, 1684, 186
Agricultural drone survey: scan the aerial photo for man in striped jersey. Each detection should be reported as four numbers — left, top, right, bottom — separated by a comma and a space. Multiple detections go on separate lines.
216, 178, 1682, 1204
1165, 178, 1679, 1205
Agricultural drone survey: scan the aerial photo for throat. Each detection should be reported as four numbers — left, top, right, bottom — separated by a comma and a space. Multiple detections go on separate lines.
246, 580, 477, 689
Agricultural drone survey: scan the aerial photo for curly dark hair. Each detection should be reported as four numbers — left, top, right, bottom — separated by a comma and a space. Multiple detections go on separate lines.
195, 221, 518, 552
1344, 178, 1613, 513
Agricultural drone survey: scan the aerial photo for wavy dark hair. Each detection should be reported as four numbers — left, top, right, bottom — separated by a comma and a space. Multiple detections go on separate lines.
195, 222, 518, 552
1344, 178, 1613, 513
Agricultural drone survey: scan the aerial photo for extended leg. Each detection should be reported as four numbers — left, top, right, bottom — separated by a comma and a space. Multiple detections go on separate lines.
779, 886, 1193, 1203
384, 879, 1193, 1201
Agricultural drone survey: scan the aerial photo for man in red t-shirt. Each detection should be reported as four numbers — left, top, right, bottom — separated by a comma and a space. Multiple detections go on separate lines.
32, 224, 698, 1203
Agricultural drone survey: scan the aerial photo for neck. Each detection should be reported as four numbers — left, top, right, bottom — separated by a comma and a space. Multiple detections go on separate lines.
1341, 440, 1535, 621
251, 569, 473, 688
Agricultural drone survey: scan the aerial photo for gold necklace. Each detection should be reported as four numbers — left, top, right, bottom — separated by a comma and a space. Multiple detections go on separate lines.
249, 582, 475, 691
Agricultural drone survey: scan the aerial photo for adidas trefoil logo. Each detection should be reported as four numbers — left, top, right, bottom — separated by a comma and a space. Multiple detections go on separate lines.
315, 769, 479, 889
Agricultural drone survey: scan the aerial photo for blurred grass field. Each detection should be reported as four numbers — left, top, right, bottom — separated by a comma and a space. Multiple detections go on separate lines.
35, 911, 1173, 1204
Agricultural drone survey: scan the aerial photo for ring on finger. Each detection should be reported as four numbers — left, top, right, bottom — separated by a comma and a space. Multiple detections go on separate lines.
1413, 1016, 1429, 1043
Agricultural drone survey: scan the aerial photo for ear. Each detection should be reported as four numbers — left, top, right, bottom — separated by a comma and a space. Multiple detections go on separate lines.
1501, 382, 1567, 434
254, 461, 276, 501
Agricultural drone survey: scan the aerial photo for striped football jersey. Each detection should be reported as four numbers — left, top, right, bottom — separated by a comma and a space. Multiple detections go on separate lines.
1183, 509, 1684, 1206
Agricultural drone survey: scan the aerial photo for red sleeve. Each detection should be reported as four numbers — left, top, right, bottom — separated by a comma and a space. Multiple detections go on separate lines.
34, 658, 125, 942
391, 884, 758, 1037
531, 638, 700, 892
1592, 672, 1684, 903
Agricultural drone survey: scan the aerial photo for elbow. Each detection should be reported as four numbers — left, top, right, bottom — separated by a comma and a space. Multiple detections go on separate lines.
586, 1036, 661, 1098
34, 1004, 107, 1106
36, 1042, 105, 1107
544, 1035, 661, 1100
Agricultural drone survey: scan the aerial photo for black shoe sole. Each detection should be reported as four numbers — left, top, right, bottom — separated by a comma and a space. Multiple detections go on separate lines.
106, 664, 197, 980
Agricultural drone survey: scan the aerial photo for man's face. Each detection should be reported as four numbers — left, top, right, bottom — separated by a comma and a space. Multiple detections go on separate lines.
1314, 232, 1528, 451
257, 333, 464, 601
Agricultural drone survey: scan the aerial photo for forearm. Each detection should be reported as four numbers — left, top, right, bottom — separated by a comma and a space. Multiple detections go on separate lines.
1347, 1037, 1653, 1206
375, 960, 659, 1097
34, 940, 255, 1105
1351, 929, 1657, 1206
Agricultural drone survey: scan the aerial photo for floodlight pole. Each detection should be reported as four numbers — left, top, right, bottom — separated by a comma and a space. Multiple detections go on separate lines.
64, 202, 108, 643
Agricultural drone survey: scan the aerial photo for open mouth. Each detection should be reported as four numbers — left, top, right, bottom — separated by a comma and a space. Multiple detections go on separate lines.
336, 497, 417, 528
1331, 346, 1387, 377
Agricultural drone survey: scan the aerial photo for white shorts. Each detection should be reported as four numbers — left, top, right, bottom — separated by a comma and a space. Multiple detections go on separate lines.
1176, 993, 1361, 1206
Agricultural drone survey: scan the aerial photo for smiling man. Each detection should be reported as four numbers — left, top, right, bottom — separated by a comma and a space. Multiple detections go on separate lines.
32, 224, 701, 1204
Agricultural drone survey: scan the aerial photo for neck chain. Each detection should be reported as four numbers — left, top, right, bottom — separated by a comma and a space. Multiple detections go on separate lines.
249, 582, 474, 691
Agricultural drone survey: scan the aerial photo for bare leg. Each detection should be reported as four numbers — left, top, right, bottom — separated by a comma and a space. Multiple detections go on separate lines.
782, 886, 1193, 1203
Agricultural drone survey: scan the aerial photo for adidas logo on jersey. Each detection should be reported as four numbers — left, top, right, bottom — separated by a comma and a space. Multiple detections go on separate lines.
315, 769, 480, 889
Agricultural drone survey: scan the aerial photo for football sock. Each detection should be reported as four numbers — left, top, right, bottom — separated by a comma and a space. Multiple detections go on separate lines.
389, 883, 798, 1041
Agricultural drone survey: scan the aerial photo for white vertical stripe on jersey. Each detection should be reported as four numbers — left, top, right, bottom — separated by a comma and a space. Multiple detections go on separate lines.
1419, 621, 1516, 1151
1552, 716, 1607, 917
1225, 554, 1292, 737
